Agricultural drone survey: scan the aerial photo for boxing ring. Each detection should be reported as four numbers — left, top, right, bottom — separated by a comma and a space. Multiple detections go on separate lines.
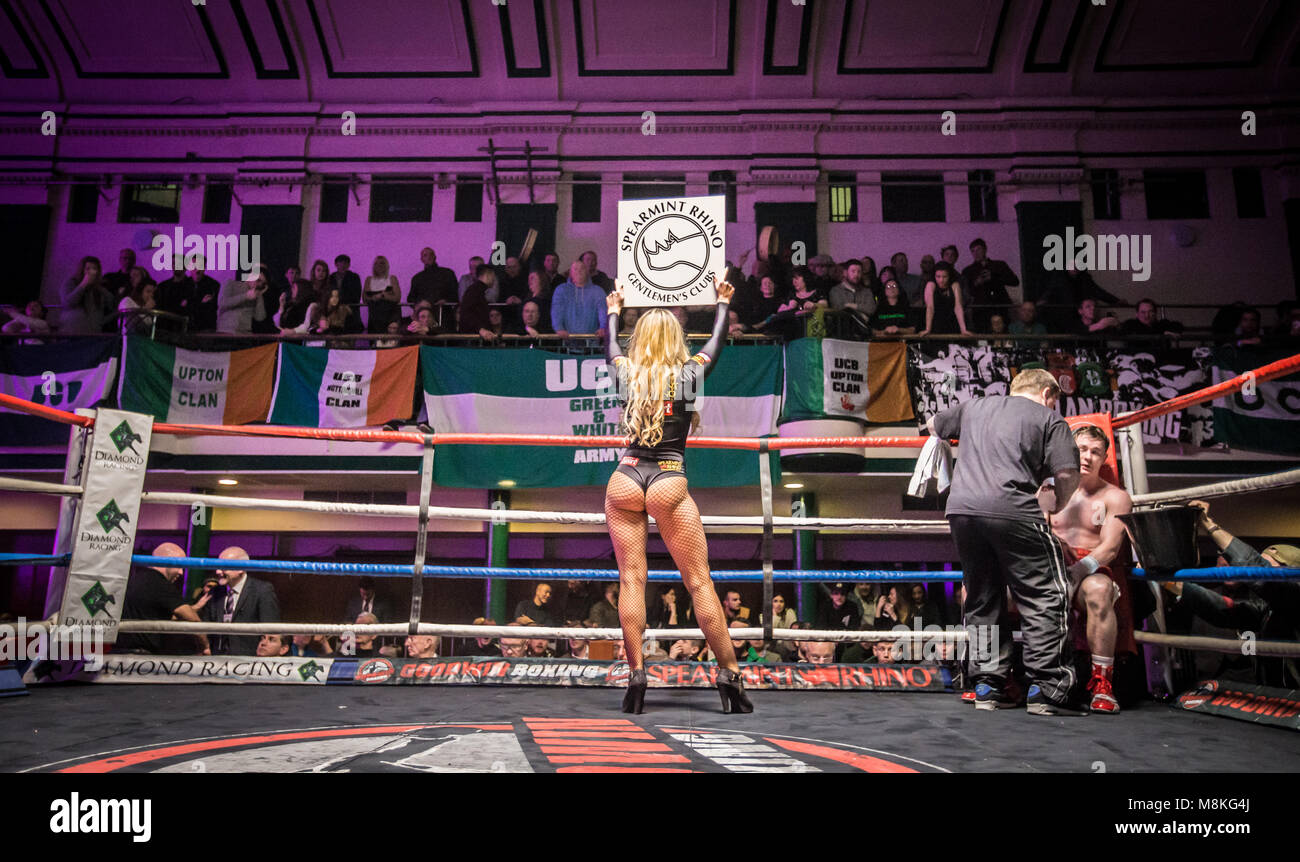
1, 352, 1299, 773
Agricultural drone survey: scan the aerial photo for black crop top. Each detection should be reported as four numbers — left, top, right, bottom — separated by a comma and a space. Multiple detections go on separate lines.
606, 302, 729, 461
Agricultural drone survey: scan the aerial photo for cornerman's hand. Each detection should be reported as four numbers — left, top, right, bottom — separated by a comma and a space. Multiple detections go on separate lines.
712, 274, 734, 304
607, 284, 624, 315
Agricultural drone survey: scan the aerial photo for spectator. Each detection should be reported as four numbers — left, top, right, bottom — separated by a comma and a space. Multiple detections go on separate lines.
667, 638, 707, 661
1120, 298, 1183, 339
103, 248, 137, 299
350, 612, 397, 658
526, 633, 556, 658
940, 244, 960, 269
116, 542, 209, 655
329, 254, 362, 308
587, 583, 620, 628
498, 256, 527, 304
403, 303, 438, 341
307, 259, 331, 305
960, 239, 1019, 329
580, 250, 613, 293
1164, 501, 1300, 688
1, 300, 51, 341
256, 634, 290, 657
649, 585, 692, 629
910, 584, 943, 628
816, 583, 862, 631
1069, 297, 1119, 335
721, 589, 751, 624
1269, 301, 1300, 342
985, 313, 1013, 348
290, 634, 333, 657
829, 258, 877, 320
405, 635, 440, 659
185, 259, 220, 332
878, 265, 897, 287
859, 255, 884, 303
730, 620, 780, 664
344, 575, 392, 623
542, 252, 565, 290
487, 308, 509, 337
561, 581, 593, 624
457, 264, 497, 340
778, 267, 827, 314
871, 279, 915, 336
550, 261, 607, 337
919, 262, 969, 336
363, 255, 403, 334
217, 266, 270, 334
874, 585, 913, 628
849, 583, 878, 629
1009, 301, 1047, 337
808, 254, 836, 295
891, 252, 925, 308
514, 582, 557, 626
201, 546, 280, 656
1038, 268, 1123, 332
458, 255, 486, 299
796, 641, 836, 665
1232, 306, 1263, 347
262, 264, 300, 333
276, 279, 318, 336
736, 275, 784, 331
522, 271, 553, 332
765, 592, 797, 657
918, 254, 937, 294
843, 633, 900, 664
314, 286, 363, 336
58, 256, 114, 335
118, 277, 157, 335
499, 625, 528, 658
458, 617, 501, 656
408, 247, 459, 309
619, 307, 640, 335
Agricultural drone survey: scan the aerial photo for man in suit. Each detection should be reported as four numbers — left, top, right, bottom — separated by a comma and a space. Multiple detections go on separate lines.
202, 545, 281, 655
344, 576, 393, 623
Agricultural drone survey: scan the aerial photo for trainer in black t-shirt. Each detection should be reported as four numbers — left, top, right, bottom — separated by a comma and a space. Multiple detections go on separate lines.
117, 566, 190, 654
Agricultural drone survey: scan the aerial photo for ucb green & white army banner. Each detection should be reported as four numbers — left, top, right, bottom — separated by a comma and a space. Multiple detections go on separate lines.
54, 408, 152, 641
421, 346, 782, 487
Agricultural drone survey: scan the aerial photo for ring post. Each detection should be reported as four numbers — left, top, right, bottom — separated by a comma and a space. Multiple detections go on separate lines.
758, 441, 774, 643
409, 434, 434, 634
1118, 422, 1173, 698
487, 489, 510, 622
792, 491, 818, 624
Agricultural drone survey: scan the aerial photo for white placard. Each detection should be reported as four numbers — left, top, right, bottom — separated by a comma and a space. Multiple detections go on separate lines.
617, 195, 726, 307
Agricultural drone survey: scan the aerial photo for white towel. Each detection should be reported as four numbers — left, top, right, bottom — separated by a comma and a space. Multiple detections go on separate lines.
907, 435, 953, 498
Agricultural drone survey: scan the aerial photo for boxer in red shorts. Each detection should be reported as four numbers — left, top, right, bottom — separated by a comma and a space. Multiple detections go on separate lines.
1046, 424, 1136, 714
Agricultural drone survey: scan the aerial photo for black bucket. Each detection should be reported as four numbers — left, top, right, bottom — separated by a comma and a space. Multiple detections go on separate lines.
1118, 506, 1201, 574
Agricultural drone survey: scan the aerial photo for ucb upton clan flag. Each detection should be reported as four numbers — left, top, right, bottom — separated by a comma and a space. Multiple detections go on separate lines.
780, 339, 913, 424
269, 343, 419, 428
118, 337, 276, 425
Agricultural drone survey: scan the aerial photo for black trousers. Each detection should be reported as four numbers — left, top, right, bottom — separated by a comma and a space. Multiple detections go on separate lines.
948, 514, 1075, 703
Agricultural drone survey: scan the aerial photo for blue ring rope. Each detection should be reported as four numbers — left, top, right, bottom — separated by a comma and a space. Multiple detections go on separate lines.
1133, 566, 1300, 581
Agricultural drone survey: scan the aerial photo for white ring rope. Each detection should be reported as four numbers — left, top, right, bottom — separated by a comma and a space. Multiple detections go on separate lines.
113, 620, 967, 643
0, 476, 84, 496
1131, 467, 1300, 508
1134, 630, 1300, 658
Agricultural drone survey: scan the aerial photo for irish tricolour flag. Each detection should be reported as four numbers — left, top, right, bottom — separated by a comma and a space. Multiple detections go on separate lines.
269, 344, 419, 428
119, 337, 276, 425
421, 344, 782, 487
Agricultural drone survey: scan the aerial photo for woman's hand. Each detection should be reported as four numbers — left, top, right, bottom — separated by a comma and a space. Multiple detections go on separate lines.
712, 275, 735, 304
607, 284, 624, 315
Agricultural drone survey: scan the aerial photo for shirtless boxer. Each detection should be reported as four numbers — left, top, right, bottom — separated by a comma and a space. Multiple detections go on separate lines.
1047, 424, 1134, 714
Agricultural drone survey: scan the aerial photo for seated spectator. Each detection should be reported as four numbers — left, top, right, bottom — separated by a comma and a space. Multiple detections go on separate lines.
1119, 298, 1183, 338
871, 279, 916, 336
458, 264, 497, 340
520, 299, 550, 337
763, 592, 798, 657
1069, 297, 1119, 335
498, 624, 528, 658
795, 641, 836, 665
849, 583, 878, 629
910, 584, 943, 629
843, 635, 890, 664
487, 307, 508, 338
815, 582, 862, 631
1162, 501, 1300, 688
564, 635, 591, 660
256, 634, 290, 657
116, 542, 209, 655
619, 307, 640, 335
514, 582, 557, 626
363, 255, 403, 334
807, 254, 835, 294
587, 582, 620, 628
217, 266, 270, 334
874, 585, 913, 629
118, 277, 158, 335
526, 633, 556, 658
985, 312, 1013, 348
778, 267, 827, 314
59, 256, 114, 335
2, 300, 51, 341
721, 589, 750, 624
276, 279, 318, 337
829, 258, 877, 319
1231, 306, 1264, 347
561, 580, 594, 625
290, 634, 333, 657
405, 635, 440, 659
736, 275, 785, 331
649, 585, 692, 629
1040, 269, 1122, 333
667, 638, 707, 661
314, 286, 363, 336
1009, 301, 1048, 336
403, 302, 438, 340
345, 575, 392, 623
457, 617, 501, 656
350, 613, 397, 657
1269, 300, 1300, 342
329, 254, 362, 307
919, 263, 970, 336
729, 620, 779, 664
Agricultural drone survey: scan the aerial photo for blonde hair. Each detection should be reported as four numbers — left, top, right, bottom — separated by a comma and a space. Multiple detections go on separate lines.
372, 255, 389, 278
1009, 367, 1060, 399
621, 308, 692, 448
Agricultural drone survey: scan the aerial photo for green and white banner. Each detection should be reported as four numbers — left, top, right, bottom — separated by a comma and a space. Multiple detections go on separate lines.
54, 408, 153, 642
421, 346, 782, 487
1211, 347, 1300, 455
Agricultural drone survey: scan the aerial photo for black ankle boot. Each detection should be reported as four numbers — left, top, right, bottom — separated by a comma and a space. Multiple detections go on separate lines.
716, 667, 753, 714
622, 668, 647, 714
